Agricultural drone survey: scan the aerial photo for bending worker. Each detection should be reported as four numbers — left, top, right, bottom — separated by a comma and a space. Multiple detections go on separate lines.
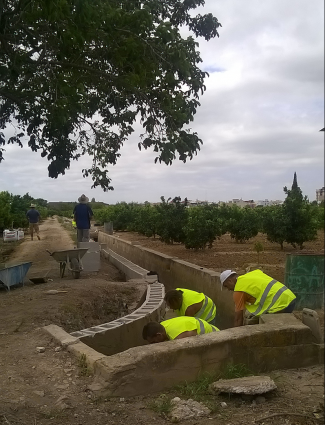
143, 317, 219, 344
164, 288, 217, 326
220, 269, 296, 327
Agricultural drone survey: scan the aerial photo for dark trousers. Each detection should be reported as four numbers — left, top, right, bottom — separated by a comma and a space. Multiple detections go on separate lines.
277, 299, 296, 313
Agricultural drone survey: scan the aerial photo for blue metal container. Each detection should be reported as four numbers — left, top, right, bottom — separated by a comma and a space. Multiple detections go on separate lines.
0, 262, 32, 290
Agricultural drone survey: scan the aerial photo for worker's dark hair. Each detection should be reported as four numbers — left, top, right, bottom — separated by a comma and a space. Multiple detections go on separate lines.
164, 289, 183, 304
142, 322, 164, 340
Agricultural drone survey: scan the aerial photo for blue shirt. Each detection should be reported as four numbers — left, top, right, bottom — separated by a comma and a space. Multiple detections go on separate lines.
26, 209, 40, 223
73, 204, 93, 229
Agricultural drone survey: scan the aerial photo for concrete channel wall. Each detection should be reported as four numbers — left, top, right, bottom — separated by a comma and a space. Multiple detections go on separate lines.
43, 237, 324, 396
70, 250, 165, 356
45, 314, 323, 397
98, 232, 234, 329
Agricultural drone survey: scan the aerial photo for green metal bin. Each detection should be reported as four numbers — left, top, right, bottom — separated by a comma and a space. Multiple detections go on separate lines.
284, 254, 324, 310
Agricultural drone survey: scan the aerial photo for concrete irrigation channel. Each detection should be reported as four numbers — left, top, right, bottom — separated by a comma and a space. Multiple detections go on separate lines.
44, 231, 324, 397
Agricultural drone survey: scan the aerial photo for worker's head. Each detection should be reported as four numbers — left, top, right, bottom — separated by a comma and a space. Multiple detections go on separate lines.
220, 270, 237, 291
164, 289, 183, 310
142, 322, 167, 344
78, 194, 89, 204
30, 204, 36, 208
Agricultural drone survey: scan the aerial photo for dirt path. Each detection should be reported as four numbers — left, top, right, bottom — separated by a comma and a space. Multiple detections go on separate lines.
6, 217, 75, 277
0, 221, 323, 425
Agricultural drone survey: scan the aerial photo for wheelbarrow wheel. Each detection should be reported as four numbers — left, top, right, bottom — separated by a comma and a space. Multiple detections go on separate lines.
72, 270, 80, 279
71, 258, 81, 279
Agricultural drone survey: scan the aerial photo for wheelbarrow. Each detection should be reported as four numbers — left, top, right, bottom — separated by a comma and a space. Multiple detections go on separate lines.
46, 248, 88, 279
0, 262, 32, 290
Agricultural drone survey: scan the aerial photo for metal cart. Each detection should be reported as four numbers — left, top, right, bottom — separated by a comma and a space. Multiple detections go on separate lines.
47, 248, 88, 279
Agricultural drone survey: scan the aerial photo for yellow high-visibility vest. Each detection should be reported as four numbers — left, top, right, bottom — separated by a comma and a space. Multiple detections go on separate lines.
176, 288, 216, 323
234, 270, 296, 316
161, 317, 219, 340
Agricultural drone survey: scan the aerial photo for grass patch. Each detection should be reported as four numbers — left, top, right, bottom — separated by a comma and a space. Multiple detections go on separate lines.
176, 373, 215, 400
148, 394, 172, 415
78, 353, 92, 377
219, 363, 253, 380
175, 363, 253, 407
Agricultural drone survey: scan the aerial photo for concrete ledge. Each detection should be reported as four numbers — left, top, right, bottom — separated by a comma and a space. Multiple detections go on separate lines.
43, 325, 106, 370
91, 321, 322, 396
101, 248, 158, 282
44, 318, 322, 396
44, 324, 79, 347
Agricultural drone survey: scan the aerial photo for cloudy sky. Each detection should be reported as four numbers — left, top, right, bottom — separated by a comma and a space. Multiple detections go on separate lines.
0, 0, 324, 204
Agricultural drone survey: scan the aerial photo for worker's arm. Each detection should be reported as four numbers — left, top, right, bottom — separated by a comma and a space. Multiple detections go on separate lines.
234, 310, 244, 327
233, 292, 245, 327
174, 330, 198, 339
185, 301, 203, 317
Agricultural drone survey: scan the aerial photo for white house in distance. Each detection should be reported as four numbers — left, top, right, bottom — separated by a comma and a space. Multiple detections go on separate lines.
316, 187, 325, 203
256, 199, 283, 207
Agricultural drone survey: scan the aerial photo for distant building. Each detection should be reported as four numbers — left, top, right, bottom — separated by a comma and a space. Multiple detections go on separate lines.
186, 199, 209, 207
316, 187, 325, 203
226, 199, 255, 208
256, 199, 272, 207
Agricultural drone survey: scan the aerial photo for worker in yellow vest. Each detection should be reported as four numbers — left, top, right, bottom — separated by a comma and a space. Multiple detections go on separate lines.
142, 316, 219, 344
71, 215, 77, 229
164, 288, 217, 326
220, 269, 296, 327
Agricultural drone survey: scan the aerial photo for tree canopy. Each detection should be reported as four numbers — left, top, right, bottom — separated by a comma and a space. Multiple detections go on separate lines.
0, 0, 221, 190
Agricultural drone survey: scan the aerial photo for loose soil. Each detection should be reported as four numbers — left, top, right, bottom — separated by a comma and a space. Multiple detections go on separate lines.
113, 230, 325, 284
0, 220, 323, 425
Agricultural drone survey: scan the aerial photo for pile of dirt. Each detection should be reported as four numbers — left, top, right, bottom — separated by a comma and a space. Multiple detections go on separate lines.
45, 284, 137, 333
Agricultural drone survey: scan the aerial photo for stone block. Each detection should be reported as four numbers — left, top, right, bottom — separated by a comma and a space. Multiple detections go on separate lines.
78, 241, 100, 252
209, 376, 277, 395
43, 324, 79, 347
302, 308, 323, 343
82, 252, 100, 272
259, 313, 301, 326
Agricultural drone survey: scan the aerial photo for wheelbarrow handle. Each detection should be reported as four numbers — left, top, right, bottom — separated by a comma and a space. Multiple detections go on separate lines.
46, 249, 53, 256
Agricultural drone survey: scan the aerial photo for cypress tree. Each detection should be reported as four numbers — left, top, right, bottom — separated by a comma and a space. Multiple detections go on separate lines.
292, 172, 298, 190
282, 173, 318, 249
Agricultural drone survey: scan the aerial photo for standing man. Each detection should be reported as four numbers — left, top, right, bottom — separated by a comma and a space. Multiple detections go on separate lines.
26, 204, 41, 241
220, 269, 296, 327
73, 194, 93, 243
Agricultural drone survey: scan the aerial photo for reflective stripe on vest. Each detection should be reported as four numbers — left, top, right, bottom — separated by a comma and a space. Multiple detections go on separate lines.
195, 296, 208, 318
197, 318, 218, 334
194, 296, 216, 323
251, 279, 289, 316
204, 301, 216, 322
197, 319, 206, 334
